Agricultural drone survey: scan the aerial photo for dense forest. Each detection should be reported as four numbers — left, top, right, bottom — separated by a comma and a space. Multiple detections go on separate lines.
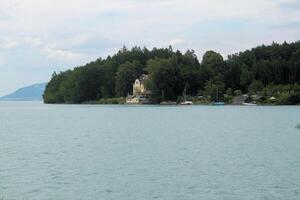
43, 41, 300, 104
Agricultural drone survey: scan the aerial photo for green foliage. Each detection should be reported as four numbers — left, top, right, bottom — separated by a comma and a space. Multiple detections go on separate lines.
115, 61, 142, 97
249, 80, 264, 94
202, 51, 225, 75
82, 97, 125, 104
240, 67, 254, 89
234, 90, 242, 96
146, 52, 201, 103
226, 88, 233, 96
91, 97, 126, 104
276, 92, 300, 105
146, 58, 179, 103
43, 41, 300, 104
204, 76, 225, 102
43, 71, 71, 103
44, 46, 179, 103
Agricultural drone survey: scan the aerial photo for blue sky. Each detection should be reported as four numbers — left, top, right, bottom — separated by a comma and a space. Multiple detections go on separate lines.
0, 0, 300, 95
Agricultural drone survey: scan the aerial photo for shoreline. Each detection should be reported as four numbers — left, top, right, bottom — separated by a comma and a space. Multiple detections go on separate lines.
44, 101, 300, 106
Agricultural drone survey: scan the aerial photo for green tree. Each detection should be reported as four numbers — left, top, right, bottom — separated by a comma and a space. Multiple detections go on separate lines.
204, 76, 225, 102
249, 80, 264, 94
240, 67, 254, 89
201, 51, 225, 75
43, 41, 300, 104
115, 61, 141, 97
146, 58, 179, 103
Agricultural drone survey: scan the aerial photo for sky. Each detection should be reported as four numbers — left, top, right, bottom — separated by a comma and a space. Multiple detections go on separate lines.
0, 0, 300, 96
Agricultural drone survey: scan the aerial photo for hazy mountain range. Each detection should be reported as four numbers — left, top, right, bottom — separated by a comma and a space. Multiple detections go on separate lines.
0, 83, 47, 101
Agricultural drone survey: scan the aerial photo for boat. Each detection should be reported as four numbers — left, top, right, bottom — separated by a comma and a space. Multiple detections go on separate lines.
180, 101, 193, 105
212, 102, 225, 105
160, 101, 177, 105
180, 84, 193, 105
242, 102, 257, 106
212, 88, 225, 105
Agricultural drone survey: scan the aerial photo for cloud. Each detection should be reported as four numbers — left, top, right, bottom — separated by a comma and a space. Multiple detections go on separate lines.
271, 21, 300, 30
1, 40, 19, 49
43, 46, 88, 61
25, 36, 43, 47
1, 0, 300, 95
170, 38, 185, 46
0, 36, 42, 50
279, 1, 300, 10
49, 33, 119, 55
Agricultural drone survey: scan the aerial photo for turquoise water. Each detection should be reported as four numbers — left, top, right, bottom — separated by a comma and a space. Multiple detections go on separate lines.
1, 102, 300, 200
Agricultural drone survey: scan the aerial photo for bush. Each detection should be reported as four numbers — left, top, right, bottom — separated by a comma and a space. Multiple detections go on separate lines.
276, 92, 300, 105
83, 98, 125, 104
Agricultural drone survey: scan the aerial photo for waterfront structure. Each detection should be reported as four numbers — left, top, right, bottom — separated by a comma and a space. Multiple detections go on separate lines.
133, 74, 149, 96
126, 74, 151, 104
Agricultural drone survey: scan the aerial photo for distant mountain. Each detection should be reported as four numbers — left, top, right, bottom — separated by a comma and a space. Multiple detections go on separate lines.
0, 83, 47, 101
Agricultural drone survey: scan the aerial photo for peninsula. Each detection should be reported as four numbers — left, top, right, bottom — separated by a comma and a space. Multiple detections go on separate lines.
43, 41, 300, 105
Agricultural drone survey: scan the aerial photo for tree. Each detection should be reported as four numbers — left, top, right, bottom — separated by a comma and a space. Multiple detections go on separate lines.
43, 41, 300, 104
240, 67, 254, 89
115, 61, 141, 97
146, 58, 179, 103
201, 51, 225, 75
204, 75, 225, 102
249, 80, 264, 94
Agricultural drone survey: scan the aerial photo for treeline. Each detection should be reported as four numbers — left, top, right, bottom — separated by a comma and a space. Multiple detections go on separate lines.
43, 41, 300, 104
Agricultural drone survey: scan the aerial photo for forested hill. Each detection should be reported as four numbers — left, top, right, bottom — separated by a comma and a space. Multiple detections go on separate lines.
43, 41, 300, 104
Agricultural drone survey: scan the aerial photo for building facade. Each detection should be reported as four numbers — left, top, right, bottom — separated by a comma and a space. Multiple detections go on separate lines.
133, 74, 149, 96
126, 74, 151, 104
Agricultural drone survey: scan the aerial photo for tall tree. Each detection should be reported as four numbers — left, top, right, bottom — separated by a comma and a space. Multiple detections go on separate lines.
115, 61, 141, 97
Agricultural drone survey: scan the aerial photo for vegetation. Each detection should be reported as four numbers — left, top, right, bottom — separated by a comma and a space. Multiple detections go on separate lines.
83, 97, 126, 105
44, 41, 300, 105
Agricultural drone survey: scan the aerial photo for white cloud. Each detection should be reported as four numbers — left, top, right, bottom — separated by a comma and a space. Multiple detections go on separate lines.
170, 38, 185, 46
171, 39, 184, 45
0, 0, 300, 95
43, 46, 88, 61
2, 40, 19, 49
25, 36, 43, 47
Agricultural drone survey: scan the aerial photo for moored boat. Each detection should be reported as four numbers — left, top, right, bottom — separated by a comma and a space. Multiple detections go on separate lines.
212, 88, 225, 105
180, 101, 193, 105
242, 102, 257, 106
160, 101, 177, 105
180, 84, 193, 105
212, 102, 225, 105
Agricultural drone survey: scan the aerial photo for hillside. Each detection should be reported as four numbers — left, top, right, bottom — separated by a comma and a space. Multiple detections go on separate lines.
43, 41, 300, 104
0, 83, 47, 101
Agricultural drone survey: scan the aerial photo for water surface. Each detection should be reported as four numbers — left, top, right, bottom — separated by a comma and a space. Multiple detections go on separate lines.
1, 102, 300, 200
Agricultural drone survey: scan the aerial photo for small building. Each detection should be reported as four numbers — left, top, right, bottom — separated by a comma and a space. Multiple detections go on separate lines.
232, 95, 253, 105
133, 74, 149, 96
126, 74, 151, 104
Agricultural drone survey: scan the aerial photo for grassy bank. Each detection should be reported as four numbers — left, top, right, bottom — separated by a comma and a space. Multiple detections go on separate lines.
82, 97, 126, 105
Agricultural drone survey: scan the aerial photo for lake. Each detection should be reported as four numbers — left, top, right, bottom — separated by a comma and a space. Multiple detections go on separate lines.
1, 102, 300, 200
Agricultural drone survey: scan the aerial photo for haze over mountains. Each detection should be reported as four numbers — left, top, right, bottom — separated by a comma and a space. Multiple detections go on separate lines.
0, 83, 46, 101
